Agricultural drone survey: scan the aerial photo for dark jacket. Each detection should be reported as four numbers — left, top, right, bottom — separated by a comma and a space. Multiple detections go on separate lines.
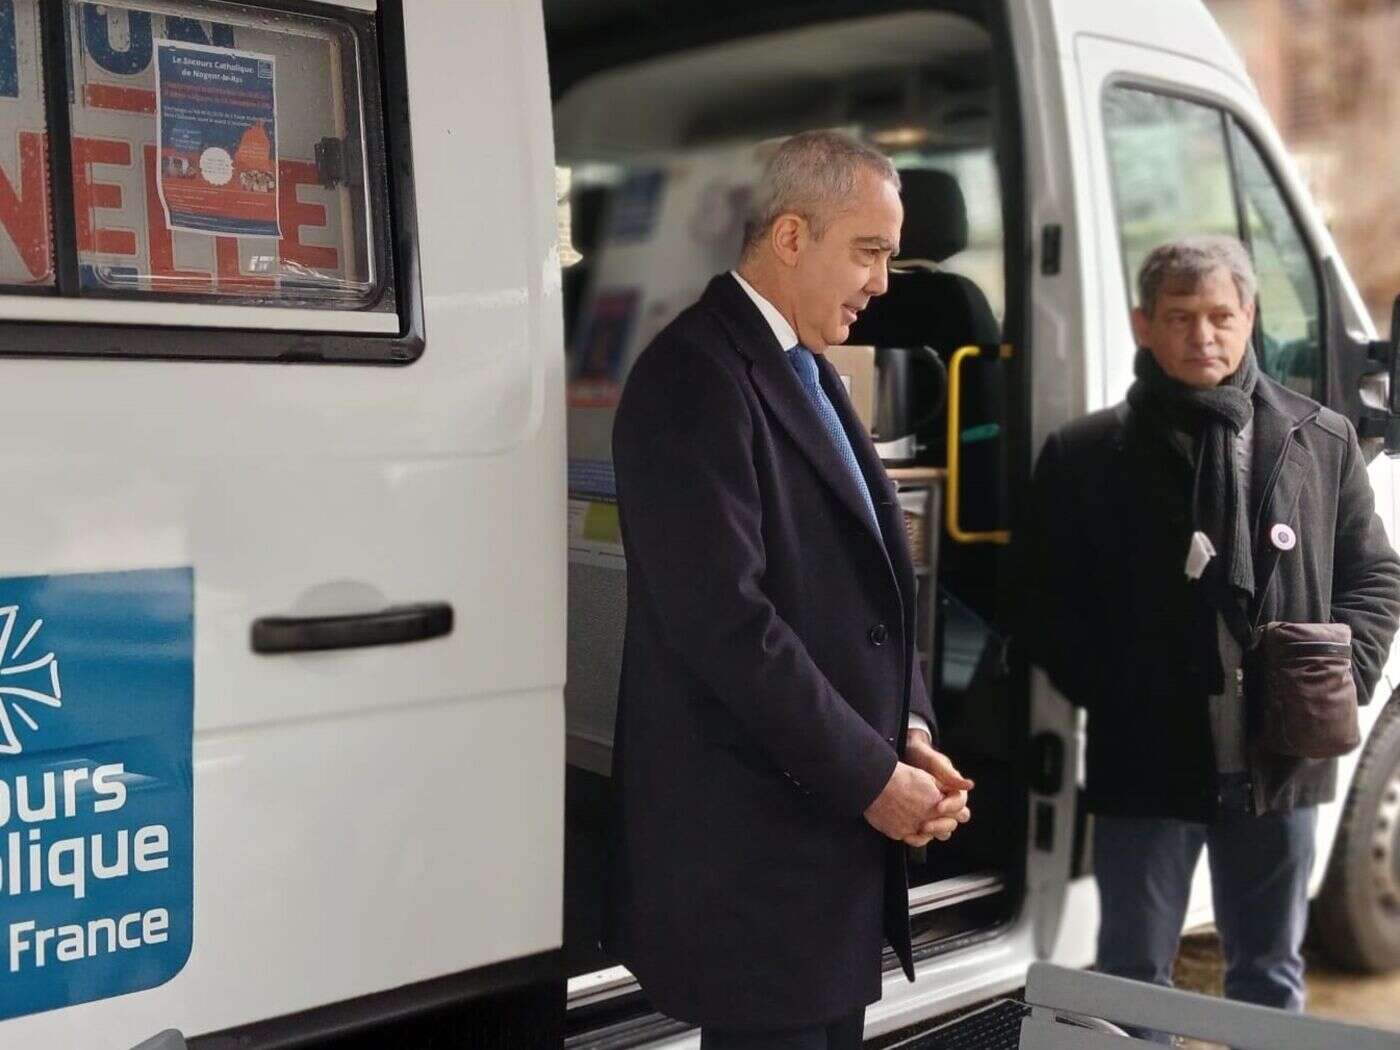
605, 273, 937, 1028
1025, 375, 1400, 820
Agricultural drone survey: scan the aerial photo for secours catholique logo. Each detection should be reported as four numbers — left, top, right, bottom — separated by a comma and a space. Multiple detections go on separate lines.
0, 568, 194, 1022
0, 605, 63, 756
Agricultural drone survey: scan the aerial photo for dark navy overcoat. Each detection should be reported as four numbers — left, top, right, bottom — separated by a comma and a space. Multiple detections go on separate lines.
605, 273, 937, 1028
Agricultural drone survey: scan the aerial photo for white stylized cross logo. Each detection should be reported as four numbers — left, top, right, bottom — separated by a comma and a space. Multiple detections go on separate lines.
0, 606, 62, 756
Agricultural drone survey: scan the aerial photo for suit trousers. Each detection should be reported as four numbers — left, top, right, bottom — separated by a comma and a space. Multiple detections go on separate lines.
1093, 801, 1317, 1043
699, 1007, 866, 1050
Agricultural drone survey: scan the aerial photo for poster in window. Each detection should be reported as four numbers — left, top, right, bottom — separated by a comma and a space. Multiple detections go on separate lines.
568, 288, 639, 408
154, 38, 280, 237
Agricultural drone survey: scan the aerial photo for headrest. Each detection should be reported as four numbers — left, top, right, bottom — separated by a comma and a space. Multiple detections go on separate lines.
895, 168, 969, 264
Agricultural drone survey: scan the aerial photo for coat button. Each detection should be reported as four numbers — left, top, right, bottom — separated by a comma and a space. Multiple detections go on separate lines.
868, 623, 888, 646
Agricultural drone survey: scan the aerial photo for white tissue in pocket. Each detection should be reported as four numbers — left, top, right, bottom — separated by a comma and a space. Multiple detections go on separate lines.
1185, 530, 1216, 581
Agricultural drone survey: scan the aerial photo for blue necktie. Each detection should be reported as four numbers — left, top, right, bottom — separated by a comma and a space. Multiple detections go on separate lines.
786, 345, 879, 529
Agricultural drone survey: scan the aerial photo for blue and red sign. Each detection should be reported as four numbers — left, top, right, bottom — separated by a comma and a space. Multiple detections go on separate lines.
0, 568, 194, 1021
155, 39, 280, 237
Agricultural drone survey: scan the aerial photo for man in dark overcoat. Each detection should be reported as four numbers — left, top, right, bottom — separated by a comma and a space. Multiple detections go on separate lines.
606, 130, 973, 1050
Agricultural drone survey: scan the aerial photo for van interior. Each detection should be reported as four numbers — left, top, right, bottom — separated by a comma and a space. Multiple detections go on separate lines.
546, 4, 1029, 1043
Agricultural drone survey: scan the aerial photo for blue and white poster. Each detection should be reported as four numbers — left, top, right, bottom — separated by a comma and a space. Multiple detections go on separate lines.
0, 568, 194, 1021
154, 38, 280, 237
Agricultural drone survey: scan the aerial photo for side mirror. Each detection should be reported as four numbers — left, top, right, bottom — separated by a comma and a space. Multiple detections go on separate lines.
1361, 294, 1400, 454
1387, 294, 1400, 418
1323, 260, 1400, 456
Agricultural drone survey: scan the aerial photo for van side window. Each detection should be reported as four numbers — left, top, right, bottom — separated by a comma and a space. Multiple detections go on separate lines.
0, 0, 420, 362
0, 0, 52, 287
65, 0, 386, 309
1227, 120, 1322, 396
1102, 86, 1323, 398
1102, 90, 1238, 289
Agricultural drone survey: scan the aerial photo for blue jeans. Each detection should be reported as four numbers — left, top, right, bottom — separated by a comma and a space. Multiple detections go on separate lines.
1093, 805, 1317, 1042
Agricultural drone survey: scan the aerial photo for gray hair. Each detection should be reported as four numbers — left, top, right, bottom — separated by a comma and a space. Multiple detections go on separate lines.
741, 130, 900, 253
1136, 234, 1258, 316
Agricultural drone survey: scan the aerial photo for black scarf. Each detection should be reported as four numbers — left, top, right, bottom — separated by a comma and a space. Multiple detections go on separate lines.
1127, 346, 1258, 646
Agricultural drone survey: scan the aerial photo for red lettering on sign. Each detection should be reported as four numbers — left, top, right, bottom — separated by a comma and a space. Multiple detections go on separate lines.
84, 84, 157, 115
72, 137, 137, 257
142, 144, 210, 290
214, 236, 273, 290
278, 160, 338, 271
0, 130, 53, 280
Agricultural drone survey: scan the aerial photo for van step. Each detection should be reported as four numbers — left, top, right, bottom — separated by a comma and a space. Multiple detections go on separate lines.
568, 964, 638, 1010
907, 870, 1003, 917
566, 871, 1005, 1011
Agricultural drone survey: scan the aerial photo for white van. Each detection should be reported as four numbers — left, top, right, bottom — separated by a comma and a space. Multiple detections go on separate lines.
0, 0, 1395, 1047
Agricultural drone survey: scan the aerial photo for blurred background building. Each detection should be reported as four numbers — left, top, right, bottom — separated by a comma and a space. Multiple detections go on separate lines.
1209, 0, 1400, 333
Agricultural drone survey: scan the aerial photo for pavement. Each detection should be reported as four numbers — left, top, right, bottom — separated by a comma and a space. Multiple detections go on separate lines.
1173, 931, 1400, 1047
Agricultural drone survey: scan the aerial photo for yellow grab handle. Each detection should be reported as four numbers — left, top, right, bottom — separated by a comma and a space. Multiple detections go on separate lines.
946, 343, 1014, 545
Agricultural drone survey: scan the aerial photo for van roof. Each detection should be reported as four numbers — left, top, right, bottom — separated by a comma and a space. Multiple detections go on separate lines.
553, 8, 993, 157
546, 0, 1252, 101
545, 0, 986, 98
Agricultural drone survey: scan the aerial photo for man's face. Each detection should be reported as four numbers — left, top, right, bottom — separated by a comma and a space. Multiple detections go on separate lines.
788, 170, 902, 351
1130, 266, 1256, 389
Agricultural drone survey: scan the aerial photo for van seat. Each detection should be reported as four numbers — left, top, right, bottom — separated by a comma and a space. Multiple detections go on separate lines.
847, 168, 999, 353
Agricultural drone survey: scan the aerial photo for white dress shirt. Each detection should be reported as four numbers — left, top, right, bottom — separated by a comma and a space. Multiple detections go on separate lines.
729, 272, 933, 744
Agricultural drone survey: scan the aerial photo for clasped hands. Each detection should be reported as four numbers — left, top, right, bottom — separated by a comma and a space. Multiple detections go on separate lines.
863, 728, 973, 847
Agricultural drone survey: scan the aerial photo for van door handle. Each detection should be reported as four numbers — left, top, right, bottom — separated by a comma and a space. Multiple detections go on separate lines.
250, 602, 453, 654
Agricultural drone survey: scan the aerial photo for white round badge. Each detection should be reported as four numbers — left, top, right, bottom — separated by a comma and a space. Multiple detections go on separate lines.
1270, 523, 1297, 551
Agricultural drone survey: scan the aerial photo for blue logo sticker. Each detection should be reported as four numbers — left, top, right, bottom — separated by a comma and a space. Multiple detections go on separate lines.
0, 568, 193, 1021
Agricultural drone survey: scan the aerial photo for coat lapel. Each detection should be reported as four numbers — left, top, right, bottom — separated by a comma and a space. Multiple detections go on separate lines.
702, 274, 888, 549
1249, 379, 1319, 619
